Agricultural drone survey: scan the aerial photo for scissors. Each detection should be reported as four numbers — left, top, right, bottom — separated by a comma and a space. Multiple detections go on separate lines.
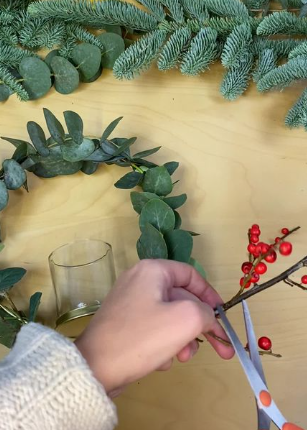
217, 301, 305, 430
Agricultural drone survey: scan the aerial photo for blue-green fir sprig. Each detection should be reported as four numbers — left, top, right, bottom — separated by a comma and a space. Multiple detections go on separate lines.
203, 0, 249, 18
288, 40, 307, 58
179, 0, 209, 21
221, 23, 252, 68
157, 27, 192, 71
180, 27, 218, 75
253, 48, 276, 83
220, 52, 254, 100
285, 88, 307, 129
135, 0, 166, 21
0, 65, 29, 101
257, 11, 307, 35
159, 0, 185, 22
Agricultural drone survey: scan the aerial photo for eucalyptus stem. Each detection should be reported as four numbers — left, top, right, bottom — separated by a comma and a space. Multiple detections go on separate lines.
219, 254, 307, 314
0, 302, 25, 324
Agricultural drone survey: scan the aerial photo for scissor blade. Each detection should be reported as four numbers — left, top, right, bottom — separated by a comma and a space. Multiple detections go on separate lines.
217, 305, 287, 429
242, 301, 271, 430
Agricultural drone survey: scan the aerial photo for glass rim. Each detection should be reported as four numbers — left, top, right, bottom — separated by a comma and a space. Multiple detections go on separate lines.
48, 239, 113, 268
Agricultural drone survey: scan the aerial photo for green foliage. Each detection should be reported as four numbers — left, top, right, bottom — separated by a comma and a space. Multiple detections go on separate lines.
160, 0, 184, 22
221, 24, 252, 68
142, 166, 173, 196
3, 159, 26, 190
0, 65, 29, 101
253, 48, 276, 83
135, 0, 166, 21
0, 181, 9, 211
158, 27, 192, 71
203, 0, 249, 18
113, 30, 167, 79
164, 229, 193, 262
285, 88, 307, 130
180, 28, 217, 75
257, 11, 307, 35
139, 198, 175, 234
289, 41, 307, 59
137, 223, 168, 259
28, 292, 42, 322
0, 267, 26, 293
98, 33, 125, 69
257, 56, 307, 92
180, 0, 209, 21
221, 52, 254, 100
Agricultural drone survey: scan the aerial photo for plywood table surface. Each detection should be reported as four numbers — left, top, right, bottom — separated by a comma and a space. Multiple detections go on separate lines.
1, 64, 307, 429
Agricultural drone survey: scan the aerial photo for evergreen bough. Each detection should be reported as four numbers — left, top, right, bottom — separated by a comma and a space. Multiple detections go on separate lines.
1, 0, 307, 130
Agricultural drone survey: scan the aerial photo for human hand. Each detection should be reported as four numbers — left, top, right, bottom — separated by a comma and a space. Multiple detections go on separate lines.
75, 259, 234, 396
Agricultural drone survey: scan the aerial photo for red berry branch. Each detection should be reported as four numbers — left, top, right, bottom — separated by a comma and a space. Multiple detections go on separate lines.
216, 225, 307, 314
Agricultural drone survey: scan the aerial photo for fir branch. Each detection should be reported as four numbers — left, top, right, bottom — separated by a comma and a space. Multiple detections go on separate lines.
0, 25, 18, 46
253, 48, 276, 83
65, 23, 104, 50
28, 0, 158, 31
0, 65, 29, 101
285, 87, 307, 129
257, 56, 307, 92
135, 0, 165, 21
18, 18, 66, 49
203, 0, 249, 18
157, 27, 192, 71
220, 52, 254, 100
113, 29, 167, 79
158, 18, 201, 33
179, 0, 209, 21
0, 9, 15, 24
159, 0, 185, 23
0, 42, 37, 67
245, 0, 269, 9
180, 27, 218, 75
288, 40, 307, 58
252, 38, 303, 58
257, 11, 307, 35
58, 37, 77, 58
208, 17, 260, 36
221, 23, 252, 68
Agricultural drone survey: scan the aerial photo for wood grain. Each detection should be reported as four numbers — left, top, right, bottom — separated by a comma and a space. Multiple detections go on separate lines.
1, 63, 307, 429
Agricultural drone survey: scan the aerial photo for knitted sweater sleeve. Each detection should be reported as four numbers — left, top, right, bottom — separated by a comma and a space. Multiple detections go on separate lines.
0, 323, 118, 430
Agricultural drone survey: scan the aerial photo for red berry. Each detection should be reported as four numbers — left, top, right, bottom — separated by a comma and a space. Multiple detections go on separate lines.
258, 336, 272, 351
252, 224, 259, 229
265, 250, 277, 263
247, 244, 256, 254
275, 237, 281, 243
240, 277, 252, 289
251, 227, 261, 235
301, 275, 307, 285
279, 241, 292, 256
255, 262, 267, 275
251, 272, 260, 283
250, 234, 260, 243
281, 228, 289, 235
241, 262, 253, 274
261, 243, 270, 254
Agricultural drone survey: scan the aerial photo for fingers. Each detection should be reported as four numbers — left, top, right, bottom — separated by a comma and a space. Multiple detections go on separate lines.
157, 358, 173, 371
177, 339, 199, 362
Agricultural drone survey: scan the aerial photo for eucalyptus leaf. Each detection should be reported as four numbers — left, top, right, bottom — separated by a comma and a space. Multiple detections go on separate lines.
0, 312, 22, 349
0, 267, 26, 293
0, 182, 8, 211
30, 147, 82, 178
21, 157, 36, 170
188, 231, 200, 236
101, 117, 123, 142
82, 65, 102, 83
43, 108, 65, 145
1, 137, 36, 154
142, 166, 173, 196
19, 57, 51, 100
133, 146, 161, 159
51, 56, 80, 95
132, 158, 157, 168
189, 258, 207, 279
113, 137, 136, 156
101, 25, 122, 35
101, 139, 117, 155
12, 143, 30, 163
163, 194, 187, 210
114, 171, 143, 189
164, 230, 193, 263
81, 161, 99, 175
300, 3, 307, 16
44, 49, 59, 69
130, 191, 159, 214
61, 138, 95, 162
64, 111, 83, 145
137, 223, 168, 260
164, 161, 179, 176
3, 159, 26, 190
111, 138, 131, 157
28, 292, 42, 322
174, 210, 182, 229
27, 121, 49, 156
85, 148, 112, 162
98, 33, 125, 69
139, 198, 175, 234
0, 85, 10, 102
71, 43, 102, 82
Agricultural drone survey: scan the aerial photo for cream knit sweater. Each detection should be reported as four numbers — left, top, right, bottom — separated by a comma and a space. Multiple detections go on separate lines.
0, 323, 118, 430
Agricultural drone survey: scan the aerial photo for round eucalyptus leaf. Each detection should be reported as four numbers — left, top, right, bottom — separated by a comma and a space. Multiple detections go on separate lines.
97, 33, 125, 69
164, 230, 193, 263
137, 223, 168, 260
51, 56, 79, 94
82, 65, 103, 83
142, 166, 173, 196
30, 147, 82, 178
139, 198, 175, 234
19, 57, 51, 100
71, 43, 102, 82
0, 85, 10, 102
0, 181, 9, 211
44, 49, 59, 69
61, 138, 95, 162
81, 161, 99, 175
3, 159, 26, 190
100, 25, 122, 36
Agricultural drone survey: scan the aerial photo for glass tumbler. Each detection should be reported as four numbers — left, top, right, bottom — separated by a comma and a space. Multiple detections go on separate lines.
49, 240, 116, 336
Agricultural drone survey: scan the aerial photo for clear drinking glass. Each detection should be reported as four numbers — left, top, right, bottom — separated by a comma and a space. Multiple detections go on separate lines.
49, 240, 116, 337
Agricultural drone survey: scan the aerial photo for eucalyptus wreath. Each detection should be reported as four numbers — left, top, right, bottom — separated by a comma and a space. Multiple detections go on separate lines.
0, 108, 205, 348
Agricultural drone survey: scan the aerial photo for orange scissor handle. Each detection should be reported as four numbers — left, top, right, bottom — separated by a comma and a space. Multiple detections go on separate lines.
282, 423, 306, 430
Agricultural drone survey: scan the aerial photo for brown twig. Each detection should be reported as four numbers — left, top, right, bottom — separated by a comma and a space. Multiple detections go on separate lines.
283, 277, 307, 290
217, 254, 307, 314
